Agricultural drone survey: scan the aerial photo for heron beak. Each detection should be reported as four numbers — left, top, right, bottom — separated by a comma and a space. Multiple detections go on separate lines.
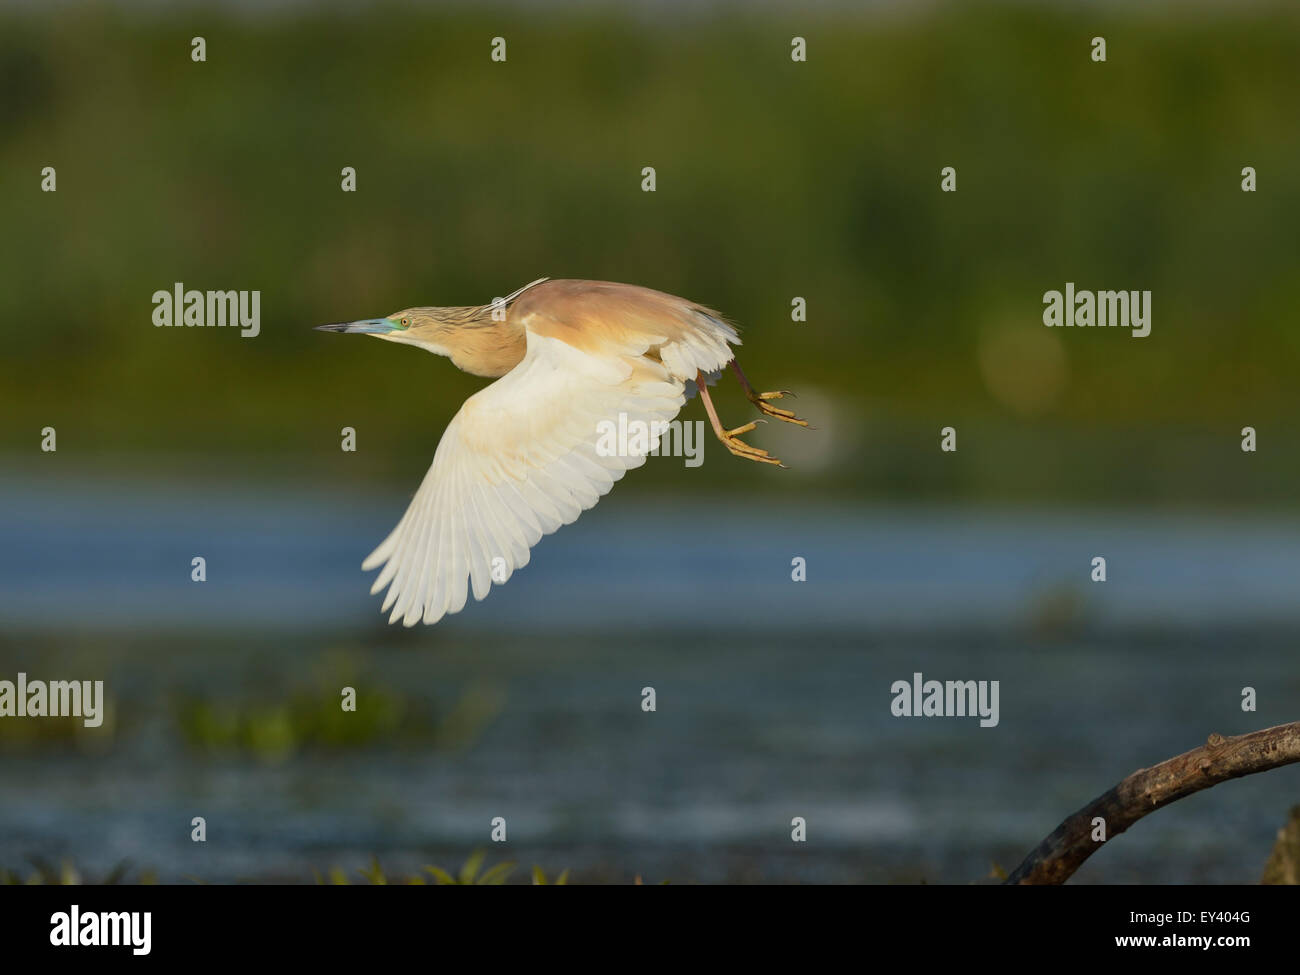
315, 317, 402, 334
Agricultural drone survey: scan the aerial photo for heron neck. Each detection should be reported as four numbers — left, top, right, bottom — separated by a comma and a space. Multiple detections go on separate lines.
443, 316, 527, 378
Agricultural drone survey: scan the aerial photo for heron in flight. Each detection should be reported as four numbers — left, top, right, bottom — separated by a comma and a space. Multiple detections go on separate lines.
317, 278, 807, 626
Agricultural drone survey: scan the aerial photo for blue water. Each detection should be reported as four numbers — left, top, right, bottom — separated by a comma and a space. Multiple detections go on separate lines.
2, 473, 1298, 883
6, 472, 1300, 631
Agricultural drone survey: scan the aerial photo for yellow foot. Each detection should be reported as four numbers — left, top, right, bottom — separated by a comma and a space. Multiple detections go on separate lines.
718, 420, 784, 466
747, 390, 808, 427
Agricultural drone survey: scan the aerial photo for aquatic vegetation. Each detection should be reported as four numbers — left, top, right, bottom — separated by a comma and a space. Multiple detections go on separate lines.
0, 858, 155, 885
312, 852, 567, 885
172, 674, 503, 761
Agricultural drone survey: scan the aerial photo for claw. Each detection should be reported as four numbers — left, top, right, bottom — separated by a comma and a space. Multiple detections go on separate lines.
753, 397, 808, 426
719, 430, 781, 466
725, 420, 761, 438
697, 367, 788, 468
725, 443, 782, 466
744, 388, 808, 426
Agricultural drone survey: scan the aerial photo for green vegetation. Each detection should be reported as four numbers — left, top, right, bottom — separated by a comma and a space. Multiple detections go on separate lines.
173, 685, 419, 759
1, 858, 156, 885
1, 853, 565, 885
171, 674, 503, 761
314, 851, 568, 885
0, 639, 505, 758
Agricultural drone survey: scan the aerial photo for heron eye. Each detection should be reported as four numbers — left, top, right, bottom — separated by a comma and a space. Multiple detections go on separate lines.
401, 318, 409, 328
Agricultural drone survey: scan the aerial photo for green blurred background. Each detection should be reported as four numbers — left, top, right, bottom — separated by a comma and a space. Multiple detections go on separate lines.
4, 0, 1299, 503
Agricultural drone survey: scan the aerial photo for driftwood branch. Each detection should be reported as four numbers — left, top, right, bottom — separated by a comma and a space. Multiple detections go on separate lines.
1006, 720, 1300, 885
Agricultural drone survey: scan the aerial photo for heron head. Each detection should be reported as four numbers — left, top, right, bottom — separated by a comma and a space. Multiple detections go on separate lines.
315, 307, 459, 350
317, 303, 525, 375
315, 310, 412, 336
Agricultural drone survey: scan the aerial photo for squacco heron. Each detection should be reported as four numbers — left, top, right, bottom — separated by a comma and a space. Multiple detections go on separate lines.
317, 278, 807, 625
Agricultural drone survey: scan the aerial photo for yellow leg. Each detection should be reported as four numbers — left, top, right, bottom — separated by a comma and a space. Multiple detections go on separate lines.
696, 372, 784, 467
730, 360, 809, 427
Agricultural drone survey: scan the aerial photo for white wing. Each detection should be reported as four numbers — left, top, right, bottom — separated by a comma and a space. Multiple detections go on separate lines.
362, 332, 688, 625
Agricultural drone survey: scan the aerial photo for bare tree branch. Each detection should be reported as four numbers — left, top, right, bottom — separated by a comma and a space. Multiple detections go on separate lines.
1005, 720, 1300, 885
